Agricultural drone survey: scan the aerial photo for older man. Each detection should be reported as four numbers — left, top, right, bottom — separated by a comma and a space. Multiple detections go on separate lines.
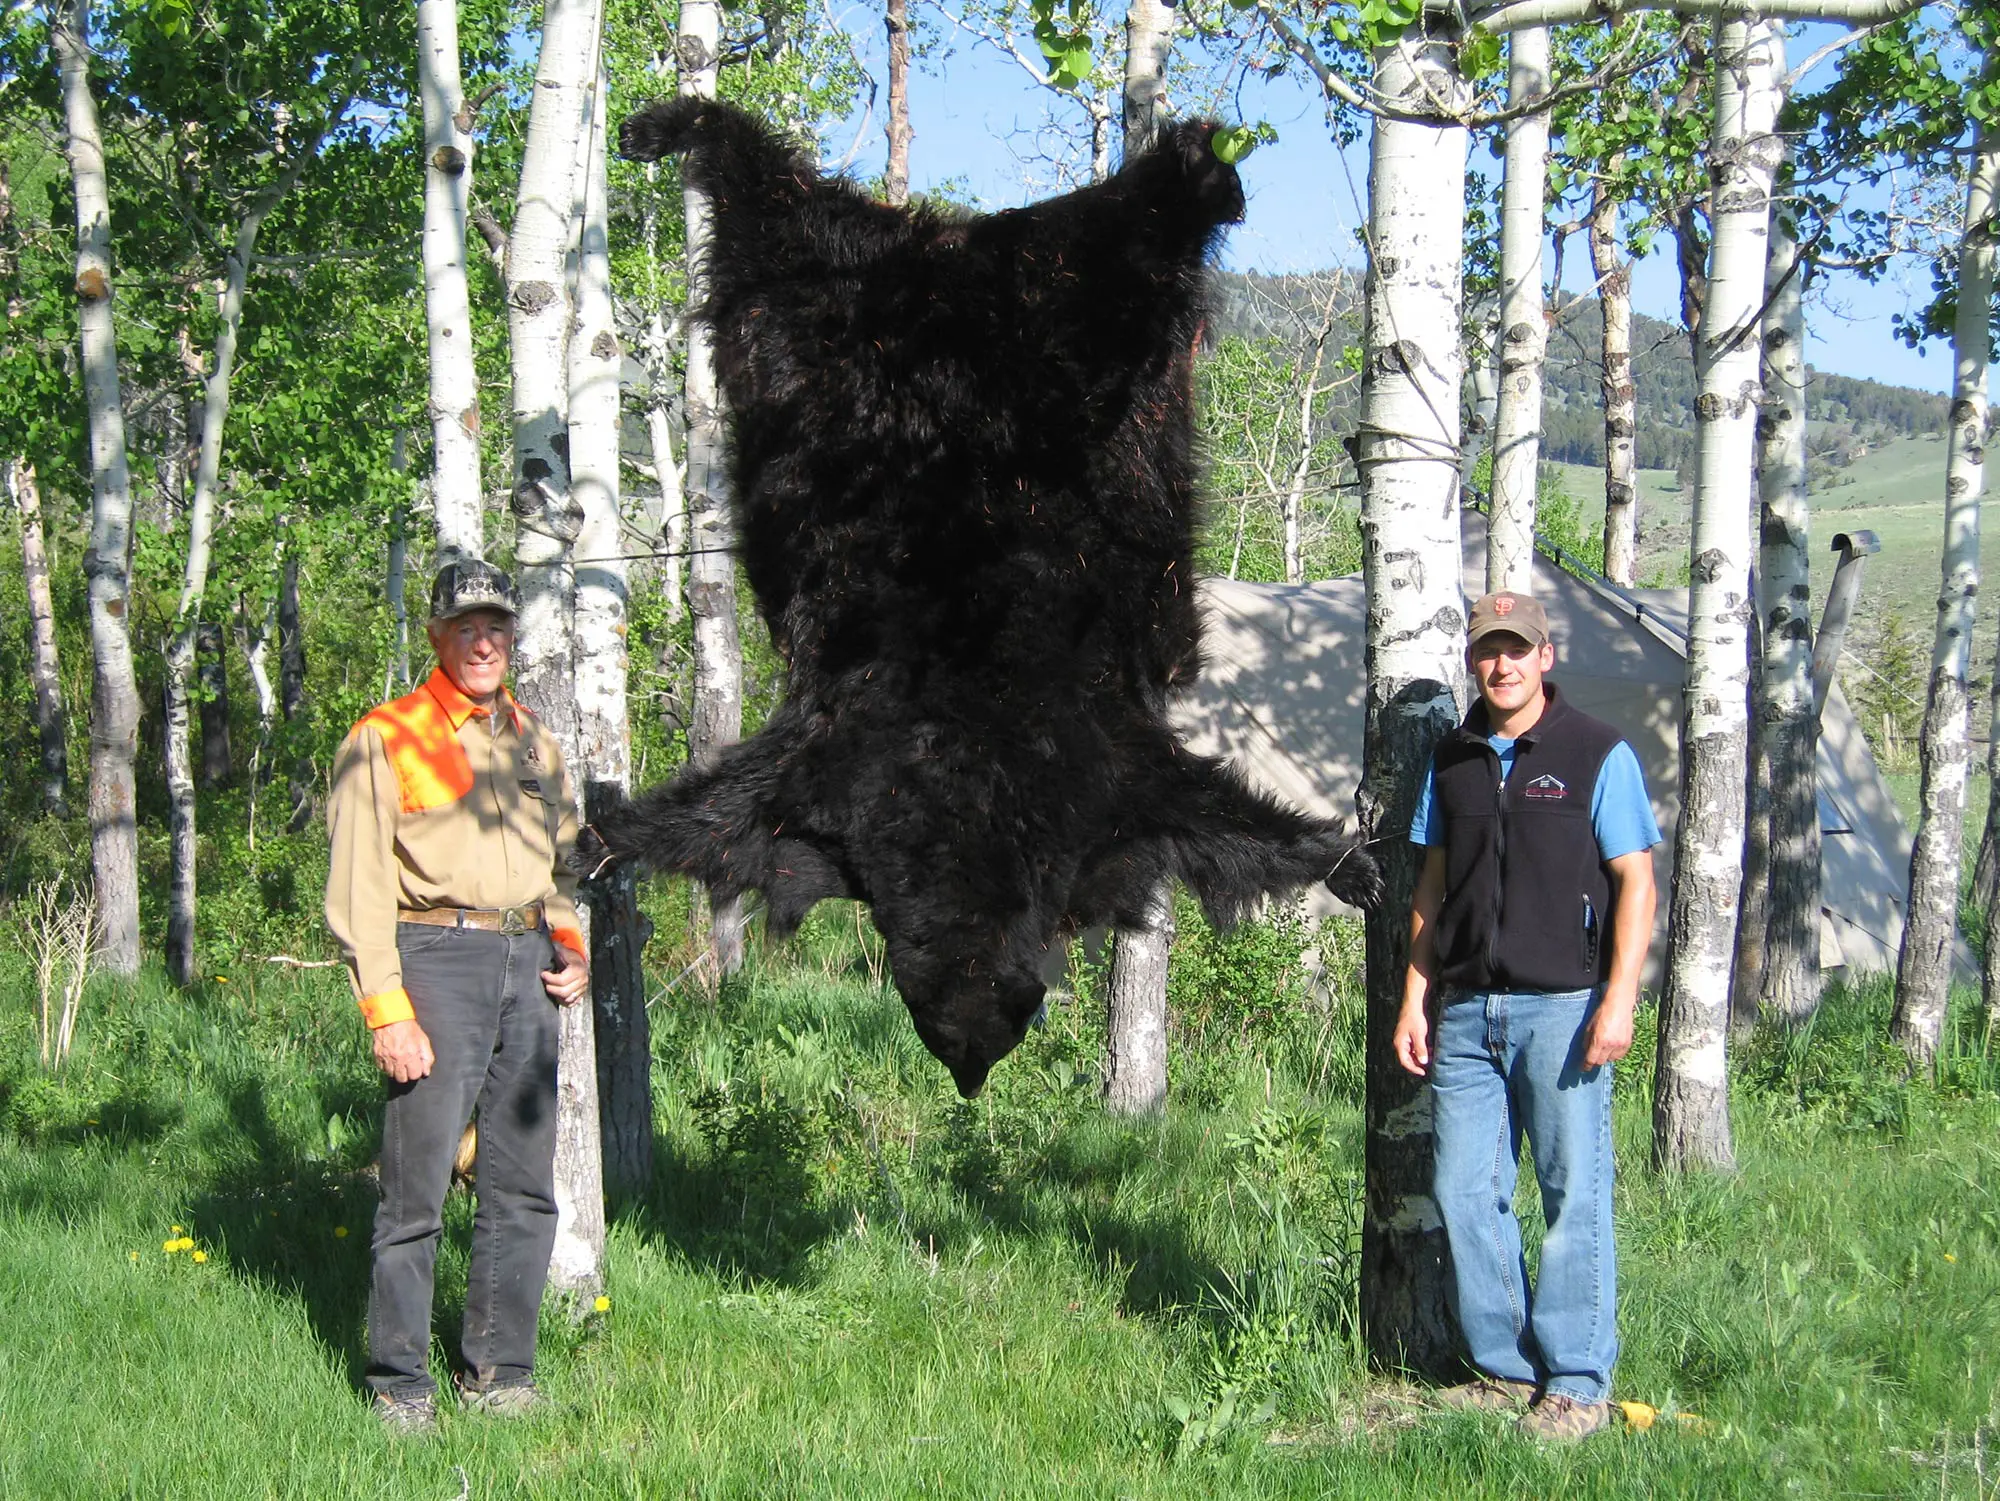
1394, 591, 1660, 1442
326, 560, 589, 1435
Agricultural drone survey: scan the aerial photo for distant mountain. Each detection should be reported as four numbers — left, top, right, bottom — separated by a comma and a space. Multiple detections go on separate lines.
1206, 270, 1952, 485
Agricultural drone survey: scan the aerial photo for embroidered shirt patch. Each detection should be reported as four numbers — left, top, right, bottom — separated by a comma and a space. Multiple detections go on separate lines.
1523, 773, 1568, 799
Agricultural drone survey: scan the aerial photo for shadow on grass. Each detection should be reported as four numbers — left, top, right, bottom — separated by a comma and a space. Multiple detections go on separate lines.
618, 1127, 843, 1288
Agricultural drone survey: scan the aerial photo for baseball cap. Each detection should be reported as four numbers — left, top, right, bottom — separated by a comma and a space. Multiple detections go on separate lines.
1466, 591, 1549, 649
429, 559, 520, 622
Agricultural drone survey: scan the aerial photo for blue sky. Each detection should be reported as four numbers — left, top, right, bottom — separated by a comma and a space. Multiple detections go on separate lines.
831, 10, 1974, 397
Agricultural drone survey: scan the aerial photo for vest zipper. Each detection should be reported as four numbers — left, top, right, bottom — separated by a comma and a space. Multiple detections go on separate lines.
1488, 744, 1506, 980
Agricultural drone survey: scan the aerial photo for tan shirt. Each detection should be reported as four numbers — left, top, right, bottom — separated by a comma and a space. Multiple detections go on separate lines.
325, 667, 583, 1027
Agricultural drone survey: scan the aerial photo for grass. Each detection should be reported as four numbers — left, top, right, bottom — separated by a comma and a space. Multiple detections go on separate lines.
1, 907, 1998, 1498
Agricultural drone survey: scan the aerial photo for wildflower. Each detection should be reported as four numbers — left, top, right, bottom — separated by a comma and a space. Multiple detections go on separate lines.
594, 1296, 611, 1313
1945, 1253, 1959, 1263
192, 1251, 208, 1264
85, 1118, 99, 1126
334, 1226, 349, 1238
214, 976, 229, 984
1617, 1401, 1656, 1431
163, 1240, 180, 1254
175, 1237, 195, 1252
172, 1225, 184, 1235
128, 1251, 139, 1263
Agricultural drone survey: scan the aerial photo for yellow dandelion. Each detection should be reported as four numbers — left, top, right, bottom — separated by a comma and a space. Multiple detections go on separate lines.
162, 1239, 180, 1254
85, 1118, 99, 1126
1945, 1253, 1959, 1263
334, 1225, 349, 1239
593, 1295, 611, 1313
128, 1251, 139, 1263
1617, 1401, 1657, 1431
177, 1237, 196, 1252
172, 1225, 184, 1235
214, 976, 229, 984
192, 1250, 208, 1264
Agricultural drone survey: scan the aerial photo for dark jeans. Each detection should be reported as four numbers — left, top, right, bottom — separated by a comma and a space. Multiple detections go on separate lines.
367, 923, 561, 1398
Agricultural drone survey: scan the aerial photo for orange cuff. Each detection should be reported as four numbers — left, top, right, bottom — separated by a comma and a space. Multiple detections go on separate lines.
549, 926, 586, 959
359, 986, 417, 1029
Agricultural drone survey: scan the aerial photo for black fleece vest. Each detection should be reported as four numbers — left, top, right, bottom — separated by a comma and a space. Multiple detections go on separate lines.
1429, 682, 1624, 994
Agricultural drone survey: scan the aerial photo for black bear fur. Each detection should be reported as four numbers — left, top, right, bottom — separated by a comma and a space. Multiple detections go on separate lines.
591, 99, 1382, 1097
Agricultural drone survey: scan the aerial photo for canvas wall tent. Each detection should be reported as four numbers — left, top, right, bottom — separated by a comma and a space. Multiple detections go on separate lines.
1172, 522, 1943, 985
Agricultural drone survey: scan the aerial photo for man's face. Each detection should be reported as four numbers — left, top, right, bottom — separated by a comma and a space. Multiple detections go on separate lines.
1468, 631, 1554, 717
429, 608, 514, 701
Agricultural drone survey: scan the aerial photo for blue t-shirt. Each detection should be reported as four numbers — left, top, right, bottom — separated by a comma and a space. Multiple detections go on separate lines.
1410, 736, 1661, 861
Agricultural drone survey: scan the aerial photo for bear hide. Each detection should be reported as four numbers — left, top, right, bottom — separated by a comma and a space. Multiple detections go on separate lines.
590, 98, 1382, 1097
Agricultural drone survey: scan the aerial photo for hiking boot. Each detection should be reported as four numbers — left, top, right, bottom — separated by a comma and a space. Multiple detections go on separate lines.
373, 1390, 439, 1438
1518, 1393, 1613, 1442
456, 1377, 545, 1418
1434, 1377, 1538, 1414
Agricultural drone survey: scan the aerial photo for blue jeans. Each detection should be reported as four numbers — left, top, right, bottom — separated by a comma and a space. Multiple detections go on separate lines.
1431, 987, 1616, 1404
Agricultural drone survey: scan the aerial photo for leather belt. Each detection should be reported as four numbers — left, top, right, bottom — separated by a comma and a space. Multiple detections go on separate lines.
399, 903, 545, 935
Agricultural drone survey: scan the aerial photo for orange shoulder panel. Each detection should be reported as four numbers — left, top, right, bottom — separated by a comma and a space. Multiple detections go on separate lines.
362, 689, 475, 814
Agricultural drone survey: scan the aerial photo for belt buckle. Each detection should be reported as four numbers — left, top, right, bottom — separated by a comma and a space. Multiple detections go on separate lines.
499, 905, 531, 935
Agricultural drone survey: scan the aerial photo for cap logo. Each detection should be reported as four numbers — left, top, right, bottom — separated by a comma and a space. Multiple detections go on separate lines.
1494, 596, 1514, 616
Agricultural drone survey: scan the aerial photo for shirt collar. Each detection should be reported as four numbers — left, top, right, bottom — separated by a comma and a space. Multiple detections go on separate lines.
423, 665, 522, 732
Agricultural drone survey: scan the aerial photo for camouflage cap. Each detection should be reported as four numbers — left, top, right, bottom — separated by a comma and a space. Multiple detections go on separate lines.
429, 559, 520, 622
1466, 590, 1549, 649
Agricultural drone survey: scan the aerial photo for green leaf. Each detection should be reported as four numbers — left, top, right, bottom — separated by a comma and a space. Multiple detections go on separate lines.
1212, 126, 1257, 165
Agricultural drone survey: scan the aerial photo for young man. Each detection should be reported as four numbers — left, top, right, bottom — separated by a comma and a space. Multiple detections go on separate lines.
325, 561, 591, 1435
1393, 590, 1660, 1441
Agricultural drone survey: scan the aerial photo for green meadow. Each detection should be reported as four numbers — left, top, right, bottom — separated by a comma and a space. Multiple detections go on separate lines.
2, 901, 1995, 1499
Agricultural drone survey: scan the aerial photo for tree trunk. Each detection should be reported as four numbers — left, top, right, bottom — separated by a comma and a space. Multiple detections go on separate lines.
1653, 16, 1779, 1175
1102, 888, 1172, 1114
387, 430, 414, 695
680, 0, 748, 981
1096, 0, 1182, 1105
1731, 603, 1769, 1034
280, 542, 311, 832
1356, 22, 1468, 1378
1485, 24, 1549, 597
55, 0, 141, 975
507, 0, 606, 1296
568, 67, 654, 1205
1896, 102, 1997, 1065
9, 459, 70, 817
197, 623, 231, 790
1122, 0, 1174, 158
884, 0, 912, 207
1280, 300, 1336, 586
1755, 209, 1821, 1027
1459, 308, 1498, 502
166, 137, 323, 985
417, 0, 485, 564
1591, 184, 1640, 586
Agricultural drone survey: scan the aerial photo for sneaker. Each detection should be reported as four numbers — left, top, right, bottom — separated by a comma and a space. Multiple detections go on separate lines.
456, 1377, 545, 1418
373, 1390, 439, 1438
1435, 1376, 1538, 1413
1518, 1393, 1613, 1442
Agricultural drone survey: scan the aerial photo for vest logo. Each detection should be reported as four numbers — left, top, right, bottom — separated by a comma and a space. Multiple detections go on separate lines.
1523, 772, 1568, 799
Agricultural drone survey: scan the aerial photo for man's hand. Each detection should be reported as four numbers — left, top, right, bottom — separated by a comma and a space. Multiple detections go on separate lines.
1393, 999, 1431, 1077
373, 1018, 435, 1083
1580, 992, 1637, 1069
542, 943, 589, 1006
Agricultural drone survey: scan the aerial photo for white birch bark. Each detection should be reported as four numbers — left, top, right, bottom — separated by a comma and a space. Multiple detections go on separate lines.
506, 0, 605, 1296
680, 0, 749, 979
1122, 0, 1174, 156
570, 68, 653, 1203
1652, 17, 1779, 1174
1355, 24, 1468, 1375
1280, 298, 1337, 586
54, 0, 140, 975
1899, 105, 1997, 1063
1754, 205, 1822, 1027
165, 130, 328, 987
9, 459, 70, 817
417, 0, 485, 563
1485, 25, 1549, 596
885, 0, 913, 206
1472, 0, 1923, 34
1099, 0, 1180, 1111
1591, 184, 1640, 585
1459, 307, 1498, 501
